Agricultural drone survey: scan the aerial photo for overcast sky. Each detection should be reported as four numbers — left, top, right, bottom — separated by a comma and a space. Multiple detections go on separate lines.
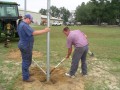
1, 0, 90, 12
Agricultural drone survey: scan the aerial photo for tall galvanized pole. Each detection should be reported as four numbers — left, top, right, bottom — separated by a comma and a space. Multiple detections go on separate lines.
46, 0, 51, 82
24, 0, 26, 15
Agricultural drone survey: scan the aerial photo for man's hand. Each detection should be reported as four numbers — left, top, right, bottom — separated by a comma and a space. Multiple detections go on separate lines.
66, 55, 70, 59
45, 27, 50, 32
32, 27, 50, 35
65, 48, 72, 59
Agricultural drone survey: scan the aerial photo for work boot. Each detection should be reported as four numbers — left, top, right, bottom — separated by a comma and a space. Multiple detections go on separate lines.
23, 78, 35, 82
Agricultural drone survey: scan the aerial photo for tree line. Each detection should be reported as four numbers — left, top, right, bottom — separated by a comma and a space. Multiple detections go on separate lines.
39, 0, 120, 25
76, 0, 120, 25
39, 6, 70, 24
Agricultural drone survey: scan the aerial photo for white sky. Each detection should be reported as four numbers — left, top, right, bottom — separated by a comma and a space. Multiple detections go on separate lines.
1, 0, 90, 12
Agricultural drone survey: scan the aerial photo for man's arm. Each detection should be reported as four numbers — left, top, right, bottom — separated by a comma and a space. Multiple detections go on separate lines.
32, 27, 50, 35
66, 48, 72, 58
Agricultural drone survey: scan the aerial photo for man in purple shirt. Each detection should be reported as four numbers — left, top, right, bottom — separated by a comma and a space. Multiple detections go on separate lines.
63, 27, 88, 78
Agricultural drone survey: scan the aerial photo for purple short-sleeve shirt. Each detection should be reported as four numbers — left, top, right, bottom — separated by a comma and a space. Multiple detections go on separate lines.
67, 30, 88, 48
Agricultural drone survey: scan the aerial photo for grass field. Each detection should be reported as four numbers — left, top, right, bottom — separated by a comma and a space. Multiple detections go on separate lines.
0, 25, 120, 90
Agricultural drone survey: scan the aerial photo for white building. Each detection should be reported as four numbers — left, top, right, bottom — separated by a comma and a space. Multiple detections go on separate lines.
41, 15, 63, 25
19, 10, 41, 25
19, 10, 63, 25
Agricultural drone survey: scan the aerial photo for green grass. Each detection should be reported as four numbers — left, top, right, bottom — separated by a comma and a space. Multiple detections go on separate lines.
33, 25, 120, 62
0, 25, 120, 90
85, 82, 109, 90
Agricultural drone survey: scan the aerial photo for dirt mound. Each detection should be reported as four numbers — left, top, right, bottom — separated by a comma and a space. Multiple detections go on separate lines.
7, 49, 43, 61
14, 67, 84, 90
0, 85, 4, 90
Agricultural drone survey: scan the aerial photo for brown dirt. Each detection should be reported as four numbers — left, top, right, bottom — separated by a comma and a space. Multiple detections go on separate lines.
6, 49, 85, 90
14, 66, 85, 90
88, 58, 120, 90
0, 85, 4, 90
7, 49, 43, 61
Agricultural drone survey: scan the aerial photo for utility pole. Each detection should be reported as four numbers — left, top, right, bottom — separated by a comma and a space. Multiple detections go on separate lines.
46, 0, 51, 82
24, 0, 26, 15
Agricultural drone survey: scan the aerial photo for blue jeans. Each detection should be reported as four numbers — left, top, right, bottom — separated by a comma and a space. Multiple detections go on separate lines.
70, 45, 88, 76
18, 43, 33, 80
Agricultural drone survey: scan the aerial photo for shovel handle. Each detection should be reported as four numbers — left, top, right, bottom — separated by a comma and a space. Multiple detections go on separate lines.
50, 68, 56, 74
50, 58, 66, 74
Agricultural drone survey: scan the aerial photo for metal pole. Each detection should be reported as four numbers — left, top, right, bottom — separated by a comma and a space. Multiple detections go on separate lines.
46, 0, 51, 82
24, 0, 26, 15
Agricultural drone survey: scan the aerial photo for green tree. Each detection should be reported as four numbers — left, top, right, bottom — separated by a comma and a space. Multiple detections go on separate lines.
104, 0, 112, 24
110, 0, 120, 24
39, 6, 70, 23
75, 2, 87, 24
59, 7, 70, 23
75, 2, 95, 24
39, 9, 47, 15
50, 6, 60, 17
90, 0, 107, 25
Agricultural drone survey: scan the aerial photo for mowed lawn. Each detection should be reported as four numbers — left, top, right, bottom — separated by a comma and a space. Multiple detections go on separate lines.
0, 25, 120, 90
33, 25, 120, 61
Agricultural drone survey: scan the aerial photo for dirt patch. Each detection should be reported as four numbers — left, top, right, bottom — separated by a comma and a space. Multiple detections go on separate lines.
87, 58, 120, 90
14, 66, 85, 90
7, 49, 43, 61
0, 85, 4, 90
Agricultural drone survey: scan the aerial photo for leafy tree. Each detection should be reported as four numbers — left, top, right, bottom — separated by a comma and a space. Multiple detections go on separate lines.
90, 0, 107, 25
110, 0, 120, 24
75, 0, 120, 25
75, 2, 86, 24
59, 7, 70, 23
39, 9, 47, 15
75, 2, 96, 24
50, 6, 60, 17
85, 1, 97, 24
39, 0, 120, 25
39, 6, 70, 23
104, 0, 112, 24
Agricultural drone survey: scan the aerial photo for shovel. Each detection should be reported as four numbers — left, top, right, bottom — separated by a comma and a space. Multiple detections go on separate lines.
32, 59, 46, 75
50, 58, 66, 74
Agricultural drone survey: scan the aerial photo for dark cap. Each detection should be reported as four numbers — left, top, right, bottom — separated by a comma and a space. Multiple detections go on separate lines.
24, 14, 33, 23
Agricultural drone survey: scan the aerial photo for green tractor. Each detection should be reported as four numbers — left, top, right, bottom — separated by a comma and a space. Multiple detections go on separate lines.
0, 1, 21, 47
